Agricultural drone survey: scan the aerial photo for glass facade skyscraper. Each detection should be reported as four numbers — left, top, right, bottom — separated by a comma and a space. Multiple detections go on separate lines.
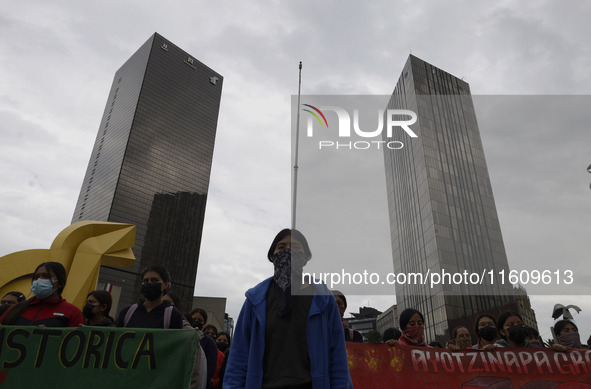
383, 55, 515, 343
72, 33, 222, 311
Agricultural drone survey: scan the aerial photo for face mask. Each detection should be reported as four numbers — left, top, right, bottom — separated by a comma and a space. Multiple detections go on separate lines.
216, 342, 229, 352
193, 320, 204, 330
31, 279, 55, 299
402, 326, 425, 346
272, 248, 307, 292
507, 326, 527, 346
83, 303, 96, 319
141, 283, 163, 301
557, 331, 582, 349
478, 326, 498, 342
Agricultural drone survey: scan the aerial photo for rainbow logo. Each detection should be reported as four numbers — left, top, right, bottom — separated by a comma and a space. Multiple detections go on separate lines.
302, 104, 328, 127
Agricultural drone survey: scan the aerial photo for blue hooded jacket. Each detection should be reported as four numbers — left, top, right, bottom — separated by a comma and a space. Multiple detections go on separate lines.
223, 277, 353, 389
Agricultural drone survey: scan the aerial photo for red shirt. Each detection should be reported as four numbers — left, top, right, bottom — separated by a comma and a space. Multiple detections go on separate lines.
0, 298, 84, 327
212, 349, 226, 388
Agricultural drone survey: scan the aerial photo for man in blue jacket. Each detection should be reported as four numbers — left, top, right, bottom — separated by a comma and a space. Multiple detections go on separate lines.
223, 229, 352, 389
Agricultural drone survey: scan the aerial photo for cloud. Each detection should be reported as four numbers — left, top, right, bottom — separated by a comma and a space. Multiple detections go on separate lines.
1, 0, 590, 340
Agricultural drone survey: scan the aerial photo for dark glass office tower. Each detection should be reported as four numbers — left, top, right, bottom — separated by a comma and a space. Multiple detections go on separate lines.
72, 33, 223, 311
383, 55, 515, 343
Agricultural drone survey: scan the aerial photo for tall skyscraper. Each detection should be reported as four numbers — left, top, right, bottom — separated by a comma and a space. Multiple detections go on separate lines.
383, 55, 515, 343
72, 33, 223, 311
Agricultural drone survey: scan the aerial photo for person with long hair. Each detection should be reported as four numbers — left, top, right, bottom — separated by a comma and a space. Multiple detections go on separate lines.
188, 306, 218, 386
217, 332, 231, 351
0, 262, 84, 327
203, 324, 218, 339
190, 307, 208, 330
115, 264, 183, 329
396, 308, 428, 347
210, 326, 226, 389
83, 290, 115, 326
470, 314, 498, 350
552, 319, 582, 350
217, 332, 232, 389
224, 228, 352, 389
494, 311, 528, 348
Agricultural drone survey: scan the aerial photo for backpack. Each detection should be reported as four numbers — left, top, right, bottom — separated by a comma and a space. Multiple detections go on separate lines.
123, 303, 174, 328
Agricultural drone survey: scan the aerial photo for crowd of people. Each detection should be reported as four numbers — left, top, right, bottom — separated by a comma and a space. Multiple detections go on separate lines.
0, 229, 590, 388
381, 307, 591, 353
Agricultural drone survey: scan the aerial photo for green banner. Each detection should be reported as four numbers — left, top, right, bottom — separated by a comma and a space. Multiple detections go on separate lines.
0, 325, 199, 388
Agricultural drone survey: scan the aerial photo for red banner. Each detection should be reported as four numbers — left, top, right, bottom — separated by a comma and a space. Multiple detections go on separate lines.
347, 343, 591, 388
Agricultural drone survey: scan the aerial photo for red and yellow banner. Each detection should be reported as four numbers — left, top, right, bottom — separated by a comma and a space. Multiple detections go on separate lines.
347, 342, 591, 388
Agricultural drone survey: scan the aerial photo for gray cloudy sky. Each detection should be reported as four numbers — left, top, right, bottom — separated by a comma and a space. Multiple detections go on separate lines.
1, 1, 590, 343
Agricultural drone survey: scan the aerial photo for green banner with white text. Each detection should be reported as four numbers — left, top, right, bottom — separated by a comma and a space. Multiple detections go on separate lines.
0, 326, 198, 388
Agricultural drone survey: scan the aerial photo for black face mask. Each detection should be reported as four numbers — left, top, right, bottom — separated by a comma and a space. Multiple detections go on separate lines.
217, 342, 229, 352
83, 303, 96, 319
507, 326, 527, 346
193, 320, 204, 330
478, 326, 498, 342
141, 283, 163, 301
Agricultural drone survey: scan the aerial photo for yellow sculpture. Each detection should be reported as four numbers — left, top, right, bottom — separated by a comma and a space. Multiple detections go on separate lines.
0, 221, 136, 309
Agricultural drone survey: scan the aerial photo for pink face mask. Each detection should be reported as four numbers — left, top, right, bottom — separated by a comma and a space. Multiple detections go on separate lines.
403, 326, 425, 346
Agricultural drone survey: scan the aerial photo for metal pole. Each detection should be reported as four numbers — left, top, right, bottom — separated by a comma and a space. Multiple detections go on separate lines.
292, 61, 302, 230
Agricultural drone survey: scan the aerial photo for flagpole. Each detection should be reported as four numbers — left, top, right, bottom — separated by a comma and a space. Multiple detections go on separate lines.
292, 61, 302, 230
